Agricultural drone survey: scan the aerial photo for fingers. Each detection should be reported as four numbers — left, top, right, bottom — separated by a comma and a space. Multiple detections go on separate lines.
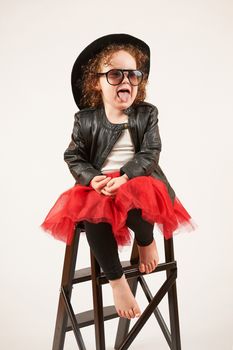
104, 183, 116, 190
105, 179, 115, 187
101, 180, 117, 196
91, 176, 111, 192
101, 187, 117, 197
100, 177, 111, 184
94, 175, 109, 181
91, 175, 122, 197
92, 176, 111, 186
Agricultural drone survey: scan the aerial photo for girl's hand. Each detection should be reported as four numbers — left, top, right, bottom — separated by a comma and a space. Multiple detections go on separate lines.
90, 175, 111, 194
101, 175, 128, 198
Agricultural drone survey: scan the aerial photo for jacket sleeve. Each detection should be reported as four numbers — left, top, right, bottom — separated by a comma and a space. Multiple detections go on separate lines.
64, 112, 103, 185
120, 106, 161, 179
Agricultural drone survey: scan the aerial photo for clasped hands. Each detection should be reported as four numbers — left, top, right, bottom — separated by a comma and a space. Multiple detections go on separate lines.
90, 174, 129, 198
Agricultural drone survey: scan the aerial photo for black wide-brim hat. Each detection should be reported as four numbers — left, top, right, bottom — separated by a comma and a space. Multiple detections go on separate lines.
71, 33, 150, 110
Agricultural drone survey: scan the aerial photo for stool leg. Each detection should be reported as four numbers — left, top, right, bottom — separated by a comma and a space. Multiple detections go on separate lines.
164, 237, 182, 350
90, 251, 106, 350
52, 227, 81, 350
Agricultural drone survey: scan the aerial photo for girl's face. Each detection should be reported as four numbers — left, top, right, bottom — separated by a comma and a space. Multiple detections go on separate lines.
96, 50, 138, 113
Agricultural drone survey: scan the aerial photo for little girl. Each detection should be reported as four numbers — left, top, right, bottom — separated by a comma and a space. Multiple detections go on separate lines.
41, 33, 196, 320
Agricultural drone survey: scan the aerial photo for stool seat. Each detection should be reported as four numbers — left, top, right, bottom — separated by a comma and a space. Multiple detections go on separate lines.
52, 225, 182, 350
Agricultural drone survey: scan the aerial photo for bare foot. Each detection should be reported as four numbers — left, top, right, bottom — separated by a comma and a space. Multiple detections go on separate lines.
109, 274, 141, 319
137, 239, 159, 274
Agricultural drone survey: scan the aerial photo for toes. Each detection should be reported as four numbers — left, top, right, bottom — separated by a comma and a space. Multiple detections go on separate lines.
154, 259, 159, 270
118, 309, 123, 318
140, 261, 159, 274
133, 307, 141, 318
124, 310, 132, 319
128, 308, 135, 318
149, 260, 158, 272
148, 263, 153, 273
145, 264, 150, 274
151, 261, 156, 271
118, 309, 137, 319
154, 259, 159, 268
147, 262, 155, 273
139, 263, 145, 273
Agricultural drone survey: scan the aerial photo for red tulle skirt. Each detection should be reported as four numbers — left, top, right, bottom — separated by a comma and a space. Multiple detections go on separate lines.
41, 171, 196, 248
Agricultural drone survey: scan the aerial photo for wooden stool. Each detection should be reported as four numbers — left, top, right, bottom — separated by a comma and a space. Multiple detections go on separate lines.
52, 224, 182, 350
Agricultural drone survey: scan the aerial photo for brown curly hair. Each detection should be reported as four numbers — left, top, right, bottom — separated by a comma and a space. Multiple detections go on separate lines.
80, 43, 149, 108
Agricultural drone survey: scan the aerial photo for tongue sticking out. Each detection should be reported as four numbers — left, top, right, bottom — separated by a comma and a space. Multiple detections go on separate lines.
118, 91, 130, 102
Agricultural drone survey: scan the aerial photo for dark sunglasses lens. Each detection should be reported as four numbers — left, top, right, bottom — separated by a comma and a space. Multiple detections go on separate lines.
107, 70, 123, 85
128, 70, 143, 85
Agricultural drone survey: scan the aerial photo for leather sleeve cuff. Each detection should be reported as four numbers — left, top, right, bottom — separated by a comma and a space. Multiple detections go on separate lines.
72, 167, 103, 186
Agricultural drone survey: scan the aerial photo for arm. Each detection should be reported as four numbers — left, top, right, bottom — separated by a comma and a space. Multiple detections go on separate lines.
120, 106, 161, 179
64, 112, 103, 185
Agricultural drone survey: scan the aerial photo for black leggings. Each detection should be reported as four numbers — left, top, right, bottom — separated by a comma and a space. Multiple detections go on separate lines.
83, 208, 154, 281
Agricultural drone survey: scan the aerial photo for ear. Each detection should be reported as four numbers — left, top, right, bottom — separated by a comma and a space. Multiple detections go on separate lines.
94, 80, 101, 91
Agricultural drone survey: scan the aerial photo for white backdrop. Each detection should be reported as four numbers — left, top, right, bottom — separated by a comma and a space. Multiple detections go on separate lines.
1, 0, 232, 349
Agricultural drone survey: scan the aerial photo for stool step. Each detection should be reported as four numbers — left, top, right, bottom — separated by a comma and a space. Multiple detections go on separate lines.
72, 260, 134, 284
73, 261, 177, 285
73, 266, 92, 283
66, 305, 118, 330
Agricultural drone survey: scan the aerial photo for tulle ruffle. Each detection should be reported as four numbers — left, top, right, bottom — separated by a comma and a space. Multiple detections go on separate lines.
41, 171, 197, 248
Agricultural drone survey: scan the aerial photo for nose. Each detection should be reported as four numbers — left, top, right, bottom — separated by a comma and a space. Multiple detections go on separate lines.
122, 71, 130, 83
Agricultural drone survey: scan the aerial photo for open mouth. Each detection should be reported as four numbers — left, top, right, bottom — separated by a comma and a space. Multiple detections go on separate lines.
117, 87, 131, 102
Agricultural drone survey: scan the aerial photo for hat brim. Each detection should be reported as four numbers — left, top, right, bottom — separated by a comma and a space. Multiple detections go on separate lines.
71, 33, 150, 110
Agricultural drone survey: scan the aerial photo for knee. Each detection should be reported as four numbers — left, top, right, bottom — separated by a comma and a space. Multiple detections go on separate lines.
126, 208, 142, 228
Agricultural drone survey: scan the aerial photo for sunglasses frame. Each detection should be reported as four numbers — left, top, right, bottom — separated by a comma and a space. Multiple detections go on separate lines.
96, 69, 144, 86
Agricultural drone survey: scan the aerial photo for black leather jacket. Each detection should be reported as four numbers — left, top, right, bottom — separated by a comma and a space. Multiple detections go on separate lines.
64, 102, 175, 203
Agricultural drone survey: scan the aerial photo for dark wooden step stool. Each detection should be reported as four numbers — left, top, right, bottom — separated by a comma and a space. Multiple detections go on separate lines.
52, 224, 182, 350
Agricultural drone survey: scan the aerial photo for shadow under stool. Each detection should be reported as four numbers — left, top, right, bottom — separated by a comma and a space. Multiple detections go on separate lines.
52, 223, 182, 350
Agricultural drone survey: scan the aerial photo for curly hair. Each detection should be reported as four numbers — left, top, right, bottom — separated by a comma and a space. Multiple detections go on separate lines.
80, 43, 149, 108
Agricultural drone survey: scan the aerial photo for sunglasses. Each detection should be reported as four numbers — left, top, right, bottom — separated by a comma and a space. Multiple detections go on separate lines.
96, 69, 144, 86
